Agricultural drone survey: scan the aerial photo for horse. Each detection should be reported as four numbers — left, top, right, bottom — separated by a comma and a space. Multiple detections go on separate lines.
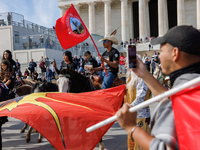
20, 82, 58, 143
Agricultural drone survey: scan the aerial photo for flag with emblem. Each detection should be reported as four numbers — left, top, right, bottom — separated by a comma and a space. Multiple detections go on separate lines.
0, 85, 126, 150
55, 4, 90, 49
171, 84, 200, 150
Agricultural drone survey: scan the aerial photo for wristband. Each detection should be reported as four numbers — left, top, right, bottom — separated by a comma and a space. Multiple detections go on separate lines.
130, 124, 139, 141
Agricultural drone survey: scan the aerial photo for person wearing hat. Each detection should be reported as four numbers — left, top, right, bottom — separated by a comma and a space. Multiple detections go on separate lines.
116, 25, 200, 150
53, 51, 76, 75
91, 35, 120, 89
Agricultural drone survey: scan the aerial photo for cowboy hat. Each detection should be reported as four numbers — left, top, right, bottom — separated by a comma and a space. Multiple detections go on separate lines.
99, 35, 118, 45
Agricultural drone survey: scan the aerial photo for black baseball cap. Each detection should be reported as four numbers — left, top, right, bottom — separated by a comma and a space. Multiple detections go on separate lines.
151, 25, 200, 55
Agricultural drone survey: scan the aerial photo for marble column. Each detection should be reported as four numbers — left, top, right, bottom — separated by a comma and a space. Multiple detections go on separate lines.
60, 7, 67, 16
197, 0, 200, 29
103, 0, 112, 36
146, 0, 150, 38
74, 4, 81, 15
129, 0, 134, 39
139, 0, 147, 41
158, 0, 168, 36
88, 2, 96, 34
121, 0, 129, 42
177, 0, 185, 25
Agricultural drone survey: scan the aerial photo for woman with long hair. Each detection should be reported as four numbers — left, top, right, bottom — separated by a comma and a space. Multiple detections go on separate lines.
0, 60, 16, 99
2, 50, 16, 71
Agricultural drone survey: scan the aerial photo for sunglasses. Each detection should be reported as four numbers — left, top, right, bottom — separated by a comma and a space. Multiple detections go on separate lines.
103, 40, 110, 43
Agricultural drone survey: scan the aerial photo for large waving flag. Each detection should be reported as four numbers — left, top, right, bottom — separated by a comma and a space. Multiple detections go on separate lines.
55, 4, 90, 49
0, 85, 125, 150
171, 84, 200, 150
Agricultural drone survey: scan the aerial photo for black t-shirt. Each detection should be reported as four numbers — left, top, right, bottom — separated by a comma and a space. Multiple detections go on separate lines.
102, 47, 119, 76
7, 73, 16, 90
58, 61, 76, 74
82, 58, 98, 73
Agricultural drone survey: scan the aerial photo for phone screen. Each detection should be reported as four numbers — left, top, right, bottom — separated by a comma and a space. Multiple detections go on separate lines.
128, 45, 137, 68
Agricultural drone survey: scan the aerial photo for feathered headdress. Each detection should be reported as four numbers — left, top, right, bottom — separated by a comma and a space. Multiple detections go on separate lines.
99, 27, 120, 45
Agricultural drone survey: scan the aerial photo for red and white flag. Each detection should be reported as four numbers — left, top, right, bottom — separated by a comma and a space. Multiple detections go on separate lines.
55, 4, 90, 49
171, 84, 200, 150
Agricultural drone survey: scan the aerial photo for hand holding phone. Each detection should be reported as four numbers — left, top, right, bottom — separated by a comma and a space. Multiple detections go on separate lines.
128, 45, 137, 68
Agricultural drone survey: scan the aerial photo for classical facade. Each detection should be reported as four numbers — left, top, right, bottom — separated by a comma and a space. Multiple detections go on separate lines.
58, 0, 200, 43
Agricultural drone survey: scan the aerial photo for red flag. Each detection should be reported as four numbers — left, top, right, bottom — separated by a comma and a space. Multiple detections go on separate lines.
171, 84, 200, 150
55, 4, 90, 49
0, 85, 126, 150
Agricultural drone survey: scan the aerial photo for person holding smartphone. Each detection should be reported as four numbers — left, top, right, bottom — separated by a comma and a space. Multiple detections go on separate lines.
116, 25, 200, 150
91, 35, 119, 89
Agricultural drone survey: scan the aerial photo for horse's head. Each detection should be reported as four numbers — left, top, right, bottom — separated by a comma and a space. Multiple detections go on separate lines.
57, 74, 70, 92
33, 81, 58, 93
57, 69, 93, 93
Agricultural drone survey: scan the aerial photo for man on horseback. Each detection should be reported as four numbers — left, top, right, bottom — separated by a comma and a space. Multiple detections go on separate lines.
91, 35, 120, 89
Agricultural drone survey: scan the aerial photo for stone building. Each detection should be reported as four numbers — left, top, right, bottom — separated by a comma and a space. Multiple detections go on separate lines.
58, 0, 200, 43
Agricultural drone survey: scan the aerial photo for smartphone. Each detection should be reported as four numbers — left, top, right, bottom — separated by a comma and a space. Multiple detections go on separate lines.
127, 45, 137, 68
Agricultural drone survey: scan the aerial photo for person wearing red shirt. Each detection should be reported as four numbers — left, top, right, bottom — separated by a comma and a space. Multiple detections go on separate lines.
119, 53, 126, 74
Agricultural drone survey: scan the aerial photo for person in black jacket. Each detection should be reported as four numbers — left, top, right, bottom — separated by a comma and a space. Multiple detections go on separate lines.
53, 51, 76, 75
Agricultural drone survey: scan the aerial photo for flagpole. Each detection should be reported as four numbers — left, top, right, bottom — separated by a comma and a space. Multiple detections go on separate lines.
89, 34, 108, 76
86, 76, 200, 133
71, 4, 108, 77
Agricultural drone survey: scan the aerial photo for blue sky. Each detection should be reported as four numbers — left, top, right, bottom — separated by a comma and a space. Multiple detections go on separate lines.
0, 0, 60, 28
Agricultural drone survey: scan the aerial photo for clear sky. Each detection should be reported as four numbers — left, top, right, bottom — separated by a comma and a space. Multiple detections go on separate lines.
0, 0, 60, 28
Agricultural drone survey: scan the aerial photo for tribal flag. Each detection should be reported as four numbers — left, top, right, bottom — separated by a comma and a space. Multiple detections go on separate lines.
171, 84, 200, 150
55, 4, 90, 49
0, 85, 126, 150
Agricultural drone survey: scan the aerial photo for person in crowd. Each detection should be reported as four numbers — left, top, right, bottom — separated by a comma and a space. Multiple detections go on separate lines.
39, 35, 44, 47
90, 35, 119, 89
37, 73, 43, 82
15, 59, 21, 75
152, 51, 158, 59
49, 62, 56, 79
116, 25, 200, 150
40, 56, 44, 62
73, 56, 79, 71
16, 73, 25, 86
7, 12, 12, 25
28, 59, 37, 76
2, 50, 16, 71
119, 53, 126, 74
45, 56, 49, 61
39, 59, 46, 77
23, 69, 29, 79
46, 67, 52, 82
142, 53, 148, 63
78, 56, 84, 69
53, 51, 76, 75
26, 73, 32, 80
144, 57, 151, 72
0, 60, 16, 99
33, 70, 38, 80
151, 56, 158, 75
78, 51, 99, 76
